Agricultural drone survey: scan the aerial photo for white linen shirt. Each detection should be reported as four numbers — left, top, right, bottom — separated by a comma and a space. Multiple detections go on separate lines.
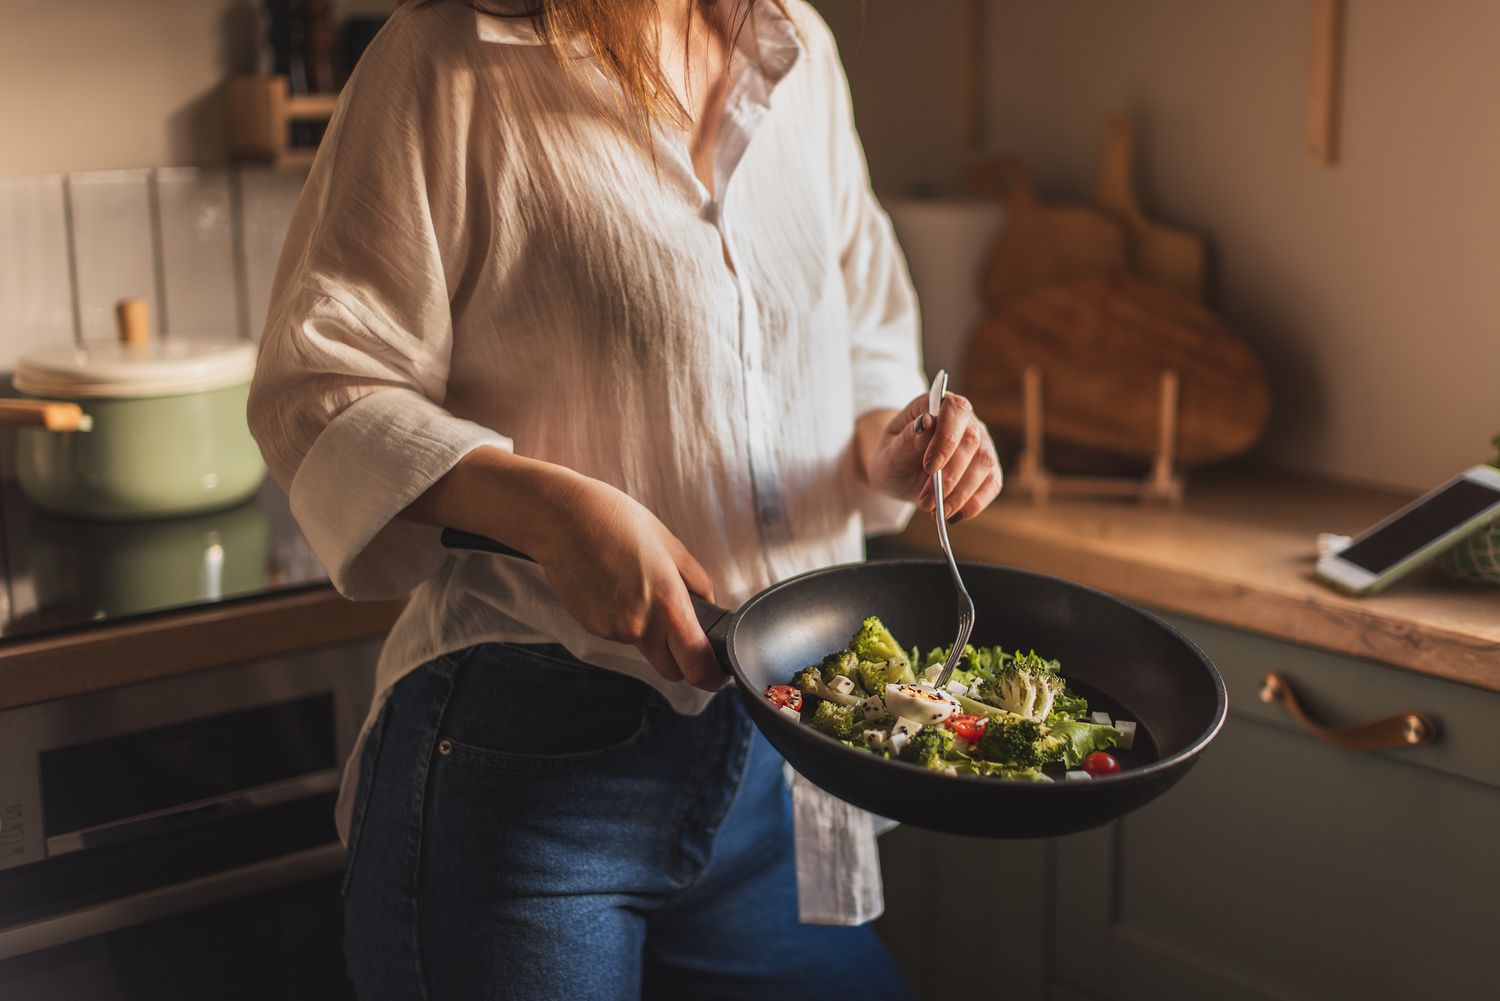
249, 0, 924, 922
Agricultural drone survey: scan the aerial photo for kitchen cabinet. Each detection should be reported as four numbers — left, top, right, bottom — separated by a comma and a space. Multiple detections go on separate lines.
878, 613, 1500, 1001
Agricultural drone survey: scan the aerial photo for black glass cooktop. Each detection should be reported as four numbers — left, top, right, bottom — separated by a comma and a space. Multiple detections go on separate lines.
0, 478, 328, 641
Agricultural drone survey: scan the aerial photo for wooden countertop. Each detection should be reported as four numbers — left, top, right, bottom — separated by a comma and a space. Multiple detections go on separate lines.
0, 586, 404, 712
886, 469, 1500, 692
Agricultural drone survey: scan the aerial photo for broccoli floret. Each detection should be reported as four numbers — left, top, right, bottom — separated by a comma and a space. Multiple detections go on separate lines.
978, 652, 1065, 722
857, 657, 915, 694
792, 665, 824, 696
900, 725, 958, 769
821, 649, 859, 684
977, 717, 1053, 768
809, 699, 864, 740
850, 617, 911, 673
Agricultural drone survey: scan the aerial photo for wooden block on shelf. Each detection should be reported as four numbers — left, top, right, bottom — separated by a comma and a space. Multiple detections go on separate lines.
229, 76, 338, 170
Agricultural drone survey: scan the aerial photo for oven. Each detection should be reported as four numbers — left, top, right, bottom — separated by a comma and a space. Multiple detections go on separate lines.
0, 640, 377, 999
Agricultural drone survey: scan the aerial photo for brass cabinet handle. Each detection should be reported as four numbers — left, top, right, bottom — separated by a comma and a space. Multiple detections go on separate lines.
1259, 672, 1437, 750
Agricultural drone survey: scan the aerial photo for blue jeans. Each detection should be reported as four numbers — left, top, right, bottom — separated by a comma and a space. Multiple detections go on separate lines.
342, 642, 913, 1001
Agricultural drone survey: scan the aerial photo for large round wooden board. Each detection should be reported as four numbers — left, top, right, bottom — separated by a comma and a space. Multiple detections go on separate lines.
964, 274, 1270, 467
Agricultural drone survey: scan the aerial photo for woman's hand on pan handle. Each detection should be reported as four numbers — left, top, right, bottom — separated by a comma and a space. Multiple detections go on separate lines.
856, 390, 1003, 525
403, 447, 726, 692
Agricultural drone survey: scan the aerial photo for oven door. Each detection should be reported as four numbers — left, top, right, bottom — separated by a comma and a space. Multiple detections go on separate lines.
0, 641, 376, 997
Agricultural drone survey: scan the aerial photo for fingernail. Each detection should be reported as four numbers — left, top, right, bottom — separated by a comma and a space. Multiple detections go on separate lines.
914, 415, 927, 434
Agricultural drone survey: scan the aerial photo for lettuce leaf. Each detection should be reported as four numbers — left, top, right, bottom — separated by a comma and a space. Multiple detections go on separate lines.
1051, 687, 1090, 721
1048, 719, 1120, 768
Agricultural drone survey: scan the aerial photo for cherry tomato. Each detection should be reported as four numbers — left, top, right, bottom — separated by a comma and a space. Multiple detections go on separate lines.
943, 714, 987, 743
1082, 751, 1120, 777
763, 684, 803, 712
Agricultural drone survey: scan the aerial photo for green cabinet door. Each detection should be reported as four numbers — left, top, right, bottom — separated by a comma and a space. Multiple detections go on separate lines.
878, 827, 1050, 998
1052, 614, 1500, 1001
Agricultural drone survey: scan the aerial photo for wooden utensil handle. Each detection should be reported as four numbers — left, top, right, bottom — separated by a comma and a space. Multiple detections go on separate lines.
0, 399, 92, 432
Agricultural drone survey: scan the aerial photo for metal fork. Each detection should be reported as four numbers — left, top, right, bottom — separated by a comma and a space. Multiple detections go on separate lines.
925, 370, 976, 691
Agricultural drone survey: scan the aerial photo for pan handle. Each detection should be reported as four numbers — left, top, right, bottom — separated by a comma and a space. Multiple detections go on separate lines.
439, 528, 734, 669
1258, 672, 1437, 751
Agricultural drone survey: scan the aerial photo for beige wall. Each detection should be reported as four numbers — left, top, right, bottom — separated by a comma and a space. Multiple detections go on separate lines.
0, 0, 395, 175
823, 0, 1500, 494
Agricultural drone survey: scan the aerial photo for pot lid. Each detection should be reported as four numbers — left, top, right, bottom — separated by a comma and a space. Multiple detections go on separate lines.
14, 337, 257, 398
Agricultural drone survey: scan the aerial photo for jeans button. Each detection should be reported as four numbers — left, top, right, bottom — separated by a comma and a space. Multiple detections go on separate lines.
437, 738, 453, 756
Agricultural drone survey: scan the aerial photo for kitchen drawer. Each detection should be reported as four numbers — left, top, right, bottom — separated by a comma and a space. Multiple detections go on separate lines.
1169, 613, 1500, 792
1052, 614, 1500, 1001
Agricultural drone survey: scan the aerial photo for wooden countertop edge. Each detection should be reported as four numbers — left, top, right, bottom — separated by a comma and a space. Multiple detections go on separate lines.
895, 519, 1500, 694
0, 586, 405, 712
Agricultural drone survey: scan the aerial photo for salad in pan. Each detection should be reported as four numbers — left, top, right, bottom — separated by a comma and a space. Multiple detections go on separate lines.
763, 616, 1135, 781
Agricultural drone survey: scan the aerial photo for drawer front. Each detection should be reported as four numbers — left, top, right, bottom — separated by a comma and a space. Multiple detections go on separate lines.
1053, 614, 1500, 1001
1166, 613, 1500, 791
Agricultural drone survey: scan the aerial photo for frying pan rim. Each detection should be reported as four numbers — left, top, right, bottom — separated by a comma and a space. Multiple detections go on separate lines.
725, 557, 1228, 788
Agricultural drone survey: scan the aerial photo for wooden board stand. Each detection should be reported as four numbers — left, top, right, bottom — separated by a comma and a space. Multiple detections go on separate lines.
1014, 365, 1185, 506
229, 76, 339, 170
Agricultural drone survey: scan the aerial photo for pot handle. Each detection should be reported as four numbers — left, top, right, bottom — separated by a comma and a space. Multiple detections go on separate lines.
438, 528, 735, 668
0, 399, 92, 432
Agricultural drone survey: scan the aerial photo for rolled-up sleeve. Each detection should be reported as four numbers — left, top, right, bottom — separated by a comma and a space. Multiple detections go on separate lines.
247, 17, 510, 599
821, 25, 927, 535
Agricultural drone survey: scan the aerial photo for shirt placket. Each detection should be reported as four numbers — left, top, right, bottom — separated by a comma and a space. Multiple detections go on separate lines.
710, 83, 793, 573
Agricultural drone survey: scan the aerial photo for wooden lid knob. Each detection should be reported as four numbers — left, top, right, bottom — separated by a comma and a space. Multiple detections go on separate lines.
116, 298, 150, 347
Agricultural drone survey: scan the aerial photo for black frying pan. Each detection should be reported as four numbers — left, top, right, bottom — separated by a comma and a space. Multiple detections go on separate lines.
442, 529, 1227, 838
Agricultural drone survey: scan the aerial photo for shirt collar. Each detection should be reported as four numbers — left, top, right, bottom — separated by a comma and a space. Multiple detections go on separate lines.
473, 6, 545, 46
474, 3, 802, 83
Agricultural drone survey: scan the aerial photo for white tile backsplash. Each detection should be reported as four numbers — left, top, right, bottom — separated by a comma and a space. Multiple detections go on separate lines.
238, 166, 306, 340
67, 170, 159, 342
2, 162, 302, 360
0, 174, 75, 369
155, 166, 240, 340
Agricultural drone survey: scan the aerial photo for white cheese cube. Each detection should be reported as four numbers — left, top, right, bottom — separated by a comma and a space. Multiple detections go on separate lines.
1089, 711, 1113, 727
890, 717, 924, 739
1065, 770, 1092, 781
863, 728, 890, 752
862, 695, 885, 720
923, 663, 944, 685
827, 675, 857, 697
886, 731, 911, 756
946, 680, 969, 697
777, 704, 801, 722
1114, 720, 1137, 750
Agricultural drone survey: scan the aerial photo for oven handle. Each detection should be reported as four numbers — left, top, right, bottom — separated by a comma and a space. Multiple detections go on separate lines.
44, 769, 343, 857
0, 841, 344, 960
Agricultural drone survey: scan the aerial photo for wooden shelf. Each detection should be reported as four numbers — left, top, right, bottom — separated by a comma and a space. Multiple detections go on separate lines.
229, 75, 338, 170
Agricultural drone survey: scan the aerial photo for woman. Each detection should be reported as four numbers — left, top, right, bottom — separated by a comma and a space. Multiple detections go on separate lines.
248, 0, 1002, 997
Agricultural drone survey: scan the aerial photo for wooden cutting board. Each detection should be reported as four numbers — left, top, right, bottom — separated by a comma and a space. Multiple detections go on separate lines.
964, 274, 1269, 467
1095, 115, 1207, 303
970, 159, 1129, 309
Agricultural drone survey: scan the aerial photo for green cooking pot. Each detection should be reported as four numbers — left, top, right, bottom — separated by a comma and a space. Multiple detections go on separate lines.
7, 300, 265, 521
